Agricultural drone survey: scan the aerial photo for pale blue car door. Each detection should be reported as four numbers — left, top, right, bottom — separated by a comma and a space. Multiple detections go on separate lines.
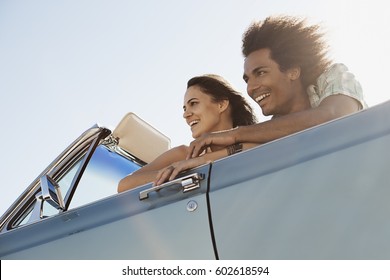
0, 148, 214, 259
208, 100, 390, 259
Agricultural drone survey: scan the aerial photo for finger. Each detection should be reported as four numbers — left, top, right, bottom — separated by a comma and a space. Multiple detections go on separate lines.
154, 169, 169, 186
169, 158, 201, 181
155, 166, 174, 186
169, 165, 183, 181
192, 142, 208, 158
186, 142, 195, 160
153, 168, 168, 186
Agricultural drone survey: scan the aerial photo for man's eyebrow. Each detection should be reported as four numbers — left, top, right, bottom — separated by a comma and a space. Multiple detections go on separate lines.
252, 66, 267, 73
243, 66, 267, 80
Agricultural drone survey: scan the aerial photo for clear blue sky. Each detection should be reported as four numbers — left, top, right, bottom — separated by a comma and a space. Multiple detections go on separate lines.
1, 0, 389, 215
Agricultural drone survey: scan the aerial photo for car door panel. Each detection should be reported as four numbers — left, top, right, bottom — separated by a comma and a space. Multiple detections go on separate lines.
208, 102, 390, 259
1, 165, 214, 259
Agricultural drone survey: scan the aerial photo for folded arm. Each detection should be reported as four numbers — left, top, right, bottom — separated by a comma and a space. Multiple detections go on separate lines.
154, 142, 258, 186
187, 95, 361, 158
117, 145, 188, 193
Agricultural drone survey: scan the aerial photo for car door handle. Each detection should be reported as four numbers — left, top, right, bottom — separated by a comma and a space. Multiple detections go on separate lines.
139, 172, 204, 200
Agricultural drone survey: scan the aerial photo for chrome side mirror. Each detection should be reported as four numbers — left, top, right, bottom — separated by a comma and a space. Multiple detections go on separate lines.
28, 175, 65, 222
40, 175, 65, 210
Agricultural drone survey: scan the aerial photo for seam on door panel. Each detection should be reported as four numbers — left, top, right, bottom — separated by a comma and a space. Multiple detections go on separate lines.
205, 162, 219, 260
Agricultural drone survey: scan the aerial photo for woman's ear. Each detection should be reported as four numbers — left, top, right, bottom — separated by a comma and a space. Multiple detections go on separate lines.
218, 99, 230, 113
288, 66, 301, 81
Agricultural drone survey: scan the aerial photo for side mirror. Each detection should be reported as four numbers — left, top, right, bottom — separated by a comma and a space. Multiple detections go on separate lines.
40, 175, 65, 210
28, 175, 65, 222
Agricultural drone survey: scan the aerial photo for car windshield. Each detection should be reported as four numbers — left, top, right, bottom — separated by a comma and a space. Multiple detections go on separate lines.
15, 144, 141, 227
64, 145, 141, 209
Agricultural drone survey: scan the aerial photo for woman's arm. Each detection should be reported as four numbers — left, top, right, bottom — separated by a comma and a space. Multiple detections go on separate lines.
117, 145, 188, 193
154, 142, 258, 186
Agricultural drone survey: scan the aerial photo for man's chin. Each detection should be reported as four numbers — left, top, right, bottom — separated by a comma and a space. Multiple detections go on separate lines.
260, 107, 271, 116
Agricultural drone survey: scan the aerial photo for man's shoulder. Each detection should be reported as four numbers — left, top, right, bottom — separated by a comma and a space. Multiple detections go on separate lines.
322, 63, 349, 78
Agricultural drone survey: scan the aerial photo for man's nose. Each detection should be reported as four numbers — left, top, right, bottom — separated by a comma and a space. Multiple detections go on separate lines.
246, 80, 258, 99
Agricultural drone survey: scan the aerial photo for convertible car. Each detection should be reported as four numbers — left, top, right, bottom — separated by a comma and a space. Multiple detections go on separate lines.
1, 100, 390, 260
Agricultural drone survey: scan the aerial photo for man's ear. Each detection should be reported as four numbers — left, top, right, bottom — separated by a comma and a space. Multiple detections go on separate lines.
218, 99, 230, 113
288, 67, 301, 81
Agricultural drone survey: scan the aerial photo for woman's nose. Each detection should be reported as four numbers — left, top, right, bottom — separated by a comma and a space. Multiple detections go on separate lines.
183, 109, 192, 119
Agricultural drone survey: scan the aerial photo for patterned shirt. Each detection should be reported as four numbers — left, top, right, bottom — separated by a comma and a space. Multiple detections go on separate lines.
307, 63, 368, 109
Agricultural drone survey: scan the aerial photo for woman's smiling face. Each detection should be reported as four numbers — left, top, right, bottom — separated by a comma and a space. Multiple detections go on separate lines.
183, 86, 230, 139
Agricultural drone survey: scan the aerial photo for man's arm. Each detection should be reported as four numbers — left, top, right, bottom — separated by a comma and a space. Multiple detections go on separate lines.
188, 95, 361, 158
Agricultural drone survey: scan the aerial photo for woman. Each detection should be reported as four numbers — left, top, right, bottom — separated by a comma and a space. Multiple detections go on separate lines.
117, 74, 257, 193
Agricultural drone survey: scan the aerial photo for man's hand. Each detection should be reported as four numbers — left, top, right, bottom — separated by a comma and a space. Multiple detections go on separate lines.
186, 129, 237, 159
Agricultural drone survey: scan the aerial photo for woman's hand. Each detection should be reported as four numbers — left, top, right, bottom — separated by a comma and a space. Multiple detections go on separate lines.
153, 157, 209, 186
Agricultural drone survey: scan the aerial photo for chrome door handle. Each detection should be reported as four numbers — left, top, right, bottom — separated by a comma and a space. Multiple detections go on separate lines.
139, 173, 204, 200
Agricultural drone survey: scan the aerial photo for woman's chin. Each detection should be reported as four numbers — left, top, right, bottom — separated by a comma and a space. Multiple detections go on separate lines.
191, 129, 203, 139
192, 132, 200, 139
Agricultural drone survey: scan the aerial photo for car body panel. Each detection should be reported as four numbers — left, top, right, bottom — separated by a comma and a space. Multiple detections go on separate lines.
209, 100, 390, 259
1, 101, 390, 259
0, 165, 213, 259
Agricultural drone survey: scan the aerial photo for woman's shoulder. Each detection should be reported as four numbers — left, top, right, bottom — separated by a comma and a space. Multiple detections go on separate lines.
156, 144, 189, 161
146, 144, 189, 169
169, 145, 190, 156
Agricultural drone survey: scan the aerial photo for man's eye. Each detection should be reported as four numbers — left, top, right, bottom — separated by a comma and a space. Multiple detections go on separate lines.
257, 70, 265, 76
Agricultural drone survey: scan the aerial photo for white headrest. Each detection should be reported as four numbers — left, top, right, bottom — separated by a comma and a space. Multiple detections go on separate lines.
112, 113, 171, 163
